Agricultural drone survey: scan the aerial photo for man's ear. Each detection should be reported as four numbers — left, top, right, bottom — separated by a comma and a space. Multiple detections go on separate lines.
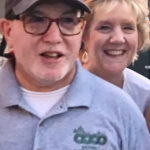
83, 20, 86, 31
0, 18, 13, 48
82, 27, 89, 52
82, 21, 88, 42
80, 20, 86, 36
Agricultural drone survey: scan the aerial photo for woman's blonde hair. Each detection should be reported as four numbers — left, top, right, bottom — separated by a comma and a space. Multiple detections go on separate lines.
84, 0, 150, 55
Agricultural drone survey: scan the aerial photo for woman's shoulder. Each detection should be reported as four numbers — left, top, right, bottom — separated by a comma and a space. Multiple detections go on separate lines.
124, 68, 150, 89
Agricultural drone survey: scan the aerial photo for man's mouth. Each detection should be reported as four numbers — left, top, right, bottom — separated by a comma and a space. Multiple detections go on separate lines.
40, 52, 63, 58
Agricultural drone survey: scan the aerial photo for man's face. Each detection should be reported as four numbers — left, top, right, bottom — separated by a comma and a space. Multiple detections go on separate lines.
4, 2, 85, 91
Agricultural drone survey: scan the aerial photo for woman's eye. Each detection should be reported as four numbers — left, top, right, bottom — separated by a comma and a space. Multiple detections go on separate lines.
124, 26, 134, 30
96, 25, 111, 33
99, 26, 110, 30
123, 26, 135, 33
102, 26, 110, 29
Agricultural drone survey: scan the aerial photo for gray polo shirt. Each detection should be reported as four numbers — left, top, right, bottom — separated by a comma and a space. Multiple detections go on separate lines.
0, 60, 150, 150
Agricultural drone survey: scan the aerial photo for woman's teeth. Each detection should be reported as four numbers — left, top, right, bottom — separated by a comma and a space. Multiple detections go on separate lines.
105, 50, 124, 56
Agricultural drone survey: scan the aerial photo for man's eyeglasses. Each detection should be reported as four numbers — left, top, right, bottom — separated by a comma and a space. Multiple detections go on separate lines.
19, 13, 85, 36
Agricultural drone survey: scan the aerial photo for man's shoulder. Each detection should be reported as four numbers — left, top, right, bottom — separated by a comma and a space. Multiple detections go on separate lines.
77, 69, 146, 132
83, 69, 129, 98
81, 69, 141, 115
81, 69, 133, 104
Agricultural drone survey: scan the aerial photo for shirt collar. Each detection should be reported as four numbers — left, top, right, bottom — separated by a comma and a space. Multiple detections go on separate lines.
64, 60, 93, 108
0, 59, 22, 108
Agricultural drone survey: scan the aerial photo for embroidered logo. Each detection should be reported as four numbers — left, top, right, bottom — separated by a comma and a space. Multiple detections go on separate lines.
73, 126, 107, 145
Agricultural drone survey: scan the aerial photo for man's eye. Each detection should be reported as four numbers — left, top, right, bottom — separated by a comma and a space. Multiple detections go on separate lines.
27, 16, 44, 23
60, 17, 75, 24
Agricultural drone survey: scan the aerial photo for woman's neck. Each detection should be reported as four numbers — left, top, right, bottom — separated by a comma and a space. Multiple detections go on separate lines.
104, 74, 124, 88
84, 65, 124, 88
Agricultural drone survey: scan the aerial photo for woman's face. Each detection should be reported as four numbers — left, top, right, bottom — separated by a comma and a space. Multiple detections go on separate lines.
83, 2, 138, 77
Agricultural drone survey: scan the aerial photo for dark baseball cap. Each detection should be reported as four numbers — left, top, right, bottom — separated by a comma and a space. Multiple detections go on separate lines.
5, 0, 91, 17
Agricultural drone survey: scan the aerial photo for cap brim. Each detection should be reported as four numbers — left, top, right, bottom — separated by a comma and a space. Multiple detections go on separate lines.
13, 0, 91, 15
65, 0, 91, 13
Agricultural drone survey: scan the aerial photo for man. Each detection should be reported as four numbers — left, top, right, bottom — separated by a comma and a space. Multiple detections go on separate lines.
0, 0, 150, 150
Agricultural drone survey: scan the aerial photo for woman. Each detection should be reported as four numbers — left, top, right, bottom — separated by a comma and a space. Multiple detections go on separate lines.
81, 0, 150, 131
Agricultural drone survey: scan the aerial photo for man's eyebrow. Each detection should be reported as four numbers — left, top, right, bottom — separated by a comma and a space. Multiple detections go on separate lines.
34, 10, 47, 15
25, 10, 44, 16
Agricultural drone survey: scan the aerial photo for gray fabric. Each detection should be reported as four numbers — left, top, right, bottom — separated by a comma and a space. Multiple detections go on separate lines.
123, 68, 150, 113
0, 60, 150, 150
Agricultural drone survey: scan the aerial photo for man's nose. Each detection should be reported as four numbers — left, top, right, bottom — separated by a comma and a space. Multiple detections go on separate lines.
42, 22, 63, 44
109, 28, 125, 44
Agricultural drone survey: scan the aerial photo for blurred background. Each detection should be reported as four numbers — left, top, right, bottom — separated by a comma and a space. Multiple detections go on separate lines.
0, 0, 4, 34
0, 0, 4, 19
